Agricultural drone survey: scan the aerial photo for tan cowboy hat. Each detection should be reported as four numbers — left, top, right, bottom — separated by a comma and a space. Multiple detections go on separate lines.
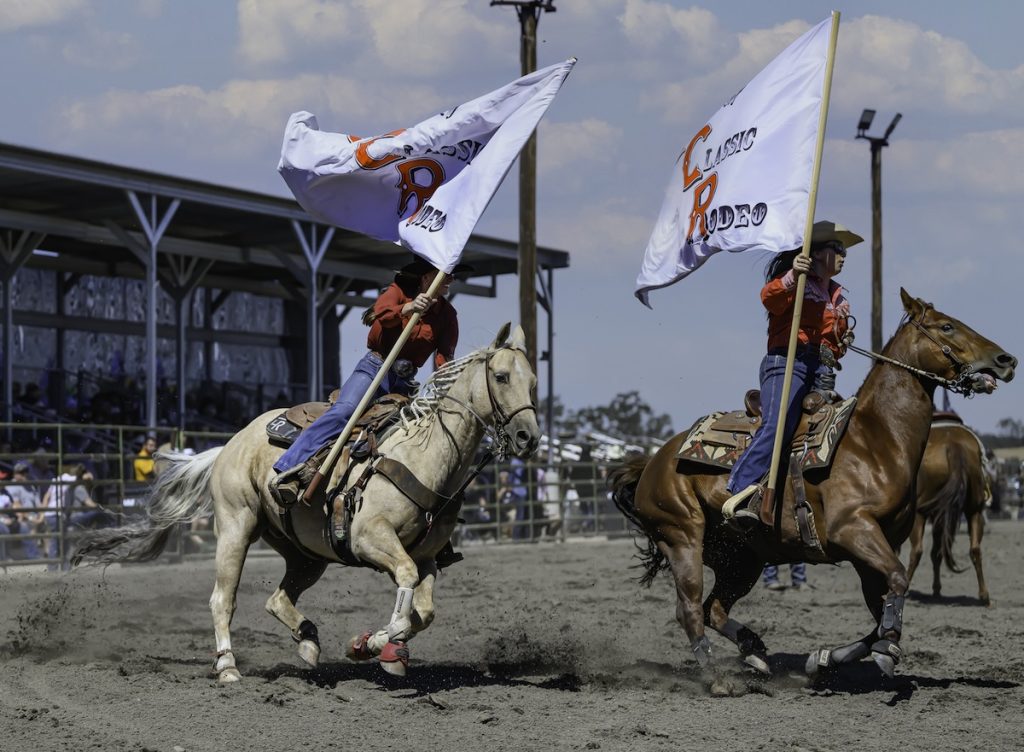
811, 220, 864, 249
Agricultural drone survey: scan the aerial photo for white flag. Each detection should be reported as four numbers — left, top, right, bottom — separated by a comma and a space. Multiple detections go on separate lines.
279, 59, 575, 274
635, 18, 832, 307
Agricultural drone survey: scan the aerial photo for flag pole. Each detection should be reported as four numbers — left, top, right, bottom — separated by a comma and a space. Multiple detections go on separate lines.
760, 10, 841, 526
298, 268, 448, 503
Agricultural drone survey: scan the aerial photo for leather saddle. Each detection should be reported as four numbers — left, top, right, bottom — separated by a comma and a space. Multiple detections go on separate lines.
266, 392, 410, 455
676, 389, 857, 473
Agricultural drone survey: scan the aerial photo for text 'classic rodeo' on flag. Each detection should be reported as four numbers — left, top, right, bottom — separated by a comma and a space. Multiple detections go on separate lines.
634, 18, 832, 307
279, 58, 576, 274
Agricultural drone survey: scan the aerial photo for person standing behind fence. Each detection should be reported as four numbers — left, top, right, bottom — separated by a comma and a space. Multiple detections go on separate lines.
6, 462, 43, 559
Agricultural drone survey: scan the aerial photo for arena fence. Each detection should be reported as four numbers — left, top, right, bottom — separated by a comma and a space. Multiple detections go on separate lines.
1, 422, 632, 570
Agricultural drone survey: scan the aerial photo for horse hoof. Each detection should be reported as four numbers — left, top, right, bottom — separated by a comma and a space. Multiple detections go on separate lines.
804, 648, 832, 677
298, 639, 320, 668
218, 667, 242, 684
346, 631, 375, 662
870, 639, 901, 678
379, 640, 409, 677
742, 652, 771, 675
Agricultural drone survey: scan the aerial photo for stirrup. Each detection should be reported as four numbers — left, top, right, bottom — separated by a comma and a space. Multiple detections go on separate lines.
435, 542, 464, 570
268, 463, 312, 509
722, 484, 762, 521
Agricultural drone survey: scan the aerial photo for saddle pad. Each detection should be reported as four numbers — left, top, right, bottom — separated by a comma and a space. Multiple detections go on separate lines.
676, 396, 857, 473
265, 394, 410, 448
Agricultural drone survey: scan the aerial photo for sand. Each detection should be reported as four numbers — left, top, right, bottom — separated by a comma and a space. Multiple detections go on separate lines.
2, 522, 1022, 752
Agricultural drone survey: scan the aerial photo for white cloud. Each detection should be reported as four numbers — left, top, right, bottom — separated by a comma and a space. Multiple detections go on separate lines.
236, 0, 509, 75
0, 0, 86, 31
538, 118, 622, 174
58, 74, 445, 161
618, 0, 726, 64
61, 28, 140, 70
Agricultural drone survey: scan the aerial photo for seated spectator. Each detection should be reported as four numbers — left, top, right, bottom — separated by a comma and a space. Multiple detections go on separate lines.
0, 477, 14, 561
65, 467, 113, 531
134, 434, 158, 481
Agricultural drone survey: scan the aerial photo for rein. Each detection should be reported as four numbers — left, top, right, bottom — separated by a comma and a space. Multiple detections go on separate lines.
845, 314, 981, 396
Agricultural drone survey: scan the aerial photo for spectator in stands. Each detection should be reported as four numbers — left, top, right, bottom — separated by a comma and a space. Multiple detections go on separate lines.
134, 433, 158, 481
0, 472, 14, 561
507, 458, 532, 541
6, 461, 43, 559
64, 467, 113, 531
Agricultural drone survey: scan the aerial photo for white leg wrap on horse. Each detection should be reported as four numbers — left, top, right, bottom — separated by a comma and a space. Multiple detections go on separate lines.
387, 587, 415, 642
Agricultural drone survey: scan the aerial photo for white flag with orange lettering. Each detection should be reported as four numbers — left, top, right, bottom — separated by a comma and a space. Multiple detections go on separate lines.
279, 59, 575, 274
635, 18, 832, 307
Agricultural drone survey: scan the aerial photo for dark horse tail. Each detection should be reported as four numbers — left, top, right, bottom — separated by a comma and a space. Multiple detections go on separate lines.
610, 454, 668, 587
71, 448, 222, 567
921, 442, 971, 574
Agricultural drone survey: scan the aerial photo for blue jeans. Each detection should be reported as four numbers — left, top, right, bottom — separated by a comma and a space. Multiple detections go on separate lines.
728, 349, 820, 493
274, 351, 416, 472
764, 563, 807, 585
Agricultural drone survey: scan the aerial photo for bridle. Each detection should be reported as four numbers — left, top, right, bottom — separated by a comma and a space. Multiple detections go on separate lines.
440, 345, 537, 458
845, 310, 985, 396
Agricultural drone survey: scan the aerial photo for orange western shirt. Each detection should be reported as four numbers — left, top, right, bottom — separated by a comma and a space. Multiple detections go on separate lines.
762, 270, 850, 357
366, 283, 458, 369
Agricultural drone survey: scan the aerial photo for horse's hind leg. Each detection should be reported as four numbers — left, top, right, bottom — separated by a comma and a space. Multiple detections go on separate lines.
262, 532, 328, 667
210, 506, 260, 683
705, 549, 770, 674
966, 510, 990, 606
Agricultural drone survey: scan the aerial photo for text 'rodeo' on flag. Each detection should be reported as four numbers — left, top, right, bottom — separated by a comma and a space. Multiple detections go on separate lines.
634, 18, 833, 307
279, 58, 575, 274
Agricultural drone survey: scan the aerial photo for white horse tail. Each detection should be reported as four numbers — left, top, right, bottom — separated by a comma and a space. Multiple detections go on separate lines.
72, 447, 223, 567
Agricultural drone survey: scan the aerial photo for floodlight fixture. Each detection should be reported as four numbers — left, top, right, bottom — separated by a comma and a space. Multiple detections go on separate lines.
857, 109, 876, 136
883, 113, 903, 141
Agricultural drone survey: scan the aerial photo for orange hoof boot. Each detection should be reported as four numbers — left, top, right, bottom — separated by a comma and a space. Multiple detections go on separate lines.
379, 640, 409, 676
346, 631, 375, 662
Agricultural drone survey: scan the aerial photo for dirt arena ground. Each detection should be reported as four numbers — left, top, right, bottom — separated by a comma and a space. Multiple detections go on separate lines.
2, 521, 1022, 752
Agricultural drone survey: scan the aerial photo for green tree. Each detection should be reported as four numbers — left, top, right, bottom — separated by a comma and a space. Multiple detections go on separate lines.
566, 390, 673, 440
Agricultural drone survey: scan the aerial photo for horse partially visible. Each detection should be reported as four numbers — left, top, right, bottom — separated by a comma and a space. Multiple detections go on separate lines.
611, 290, 1015, 691
73, 324, 540, 682
907, 419, 993, 605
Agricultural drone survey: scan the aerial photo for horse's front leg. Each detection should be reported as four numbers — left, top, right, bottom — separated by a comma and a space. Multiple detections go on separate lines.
348, 515, 422, 676
812, 519, 909, 678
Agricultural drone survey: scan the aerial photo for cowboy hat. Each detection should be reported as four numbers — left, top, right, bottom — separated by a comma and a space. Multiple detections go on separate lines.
397, 257, 475, 278
811, 221, 864, 249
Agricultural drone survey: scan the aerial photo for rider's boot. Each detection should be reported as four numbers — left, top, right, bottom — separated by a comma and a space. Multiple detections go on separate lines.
721, 484, 763, 528
268, 459, 318, 509
435, 540, 464, 569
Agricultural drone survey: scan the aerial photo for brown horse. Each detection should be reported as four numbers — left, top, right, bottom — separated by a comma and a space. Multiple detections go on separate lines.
907, 420, 993, 605
611, 289, 1015, 689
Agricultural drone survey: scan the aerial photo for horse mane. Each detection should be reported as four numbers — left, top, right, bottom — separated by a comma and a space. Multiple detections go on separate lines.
395, 347, 491, 432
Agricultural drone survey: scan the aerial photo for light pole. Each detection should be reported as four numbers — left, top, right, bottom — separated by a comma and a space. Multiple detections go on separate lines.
856, 109, 901, 352
490, 0, 557, 376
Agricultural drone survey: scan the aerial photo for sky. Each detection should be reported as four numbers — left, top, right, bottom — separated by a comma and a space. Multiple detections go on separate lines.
1, 0, 1022, 435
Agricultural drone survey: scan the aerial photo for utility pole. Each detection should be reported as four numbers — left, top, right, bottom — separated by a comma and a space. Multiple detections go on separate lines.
856, 109, 901, 352
491, 0, 556, 374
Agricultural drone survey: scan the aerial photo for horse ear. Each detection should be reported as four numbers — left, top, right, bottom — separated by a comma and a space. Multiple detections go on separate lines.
490, 322, 511, 349
509, 325, 528, 353
900, 287, 926, 318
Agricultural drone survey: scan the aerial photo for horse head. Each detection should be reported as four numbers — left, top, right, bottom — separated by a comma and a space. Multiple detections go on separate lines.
900, 288, 1016, 394
482, 322, 540, 458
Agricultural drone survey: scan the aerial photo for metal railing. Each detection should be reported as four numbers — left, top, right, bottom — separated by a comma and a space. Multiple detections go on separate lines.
0, 422, 630, 569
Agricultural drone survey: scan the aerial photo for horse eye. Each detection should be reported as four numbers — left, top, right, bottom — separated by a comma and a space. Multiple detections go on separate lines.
495, 372, 510, 384
940, 323, 954, 333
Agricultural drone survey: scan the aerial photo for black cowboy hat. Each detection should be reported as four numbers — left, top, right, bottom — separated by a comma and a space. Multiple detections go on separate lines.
397, 257, 475, 278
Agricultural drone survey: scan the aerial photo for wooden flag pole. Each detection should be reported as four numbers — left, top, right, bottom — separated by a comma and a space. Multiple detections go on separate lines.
760, 10, 841, 526
299, 268, 448, 503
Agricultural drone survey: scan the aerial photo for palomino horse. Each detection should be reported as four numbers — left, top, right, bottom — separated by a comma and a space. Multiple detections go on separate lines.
907, 419, 993, 605
73, 324, 539, 682
611, 290, 1014, 689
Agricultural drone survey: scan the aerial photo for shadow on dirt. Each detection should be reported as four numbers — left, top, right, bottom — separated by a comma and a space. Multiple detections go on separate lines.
771, 651, 1019, 704
251, 660, 583, 697
907, 590, 988, 607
